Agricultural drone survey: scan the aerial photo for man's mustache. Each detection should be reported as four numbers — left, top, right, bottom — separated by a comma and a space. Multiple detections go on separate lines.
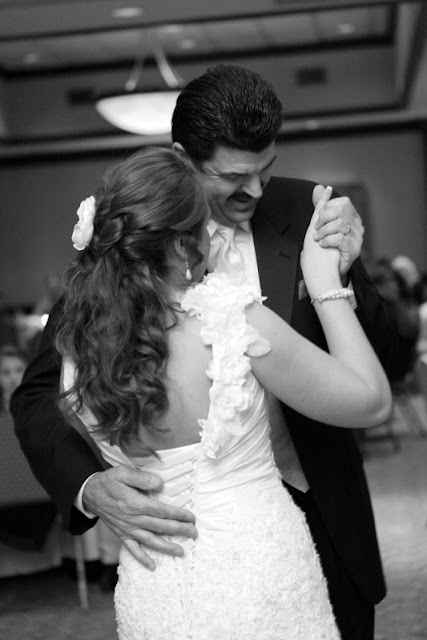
228, 192, 258, 203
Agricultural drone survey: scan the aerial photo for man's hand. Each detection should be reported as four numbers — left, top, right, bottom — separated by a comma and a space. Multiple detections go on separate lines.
82, 465, 198, 571
311, 185, 365, 279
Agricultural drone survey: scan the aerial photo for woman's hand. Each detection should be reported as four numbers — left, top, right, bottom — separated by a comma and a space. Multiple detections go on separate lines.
312, 186, 365, 278
301, 185, 341, 298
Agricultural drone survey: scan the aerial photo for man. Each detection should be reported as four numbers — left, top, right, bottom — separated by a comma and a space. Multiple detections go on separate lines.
12, 65, 399, 639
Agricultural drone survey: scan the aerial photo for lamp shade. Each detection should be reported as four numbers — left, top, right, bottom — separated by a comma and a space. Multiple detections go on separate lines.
95, 90, 180, 135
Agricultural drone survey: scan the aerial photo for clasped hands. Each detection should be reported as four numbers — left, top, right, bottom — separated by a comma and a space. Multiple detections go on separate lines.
82, 185, 365, 570
311, 184, 365, 279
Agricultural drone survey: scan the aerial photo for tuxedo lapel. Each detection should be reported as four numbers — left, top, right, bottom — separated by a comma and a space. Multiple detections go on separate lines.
252, 191, 299, 324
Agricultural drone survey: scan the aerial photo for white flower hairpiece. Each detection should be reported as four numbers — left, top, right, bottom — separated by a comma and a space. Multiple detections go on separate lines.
71, 196, 96, 251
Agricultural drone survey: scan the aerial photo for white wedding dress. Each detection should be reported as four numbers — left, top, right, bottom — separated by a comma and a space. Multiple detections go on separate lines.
64, 273, 340, 640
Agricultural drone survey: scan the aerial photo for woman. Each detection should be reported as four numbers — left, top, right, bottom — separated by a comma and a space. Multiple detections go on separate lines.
57, 147, 391, 639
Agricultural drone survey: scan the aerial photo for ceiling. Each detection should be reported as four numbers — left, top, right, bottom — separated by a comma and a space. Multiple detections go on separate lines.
0, 0, 426, 156
0, 1, 395, 73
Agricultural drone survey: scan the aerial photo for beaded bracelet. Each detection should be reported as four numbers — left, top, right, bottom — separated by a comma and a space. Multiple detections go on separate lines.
310, 288, 356, 305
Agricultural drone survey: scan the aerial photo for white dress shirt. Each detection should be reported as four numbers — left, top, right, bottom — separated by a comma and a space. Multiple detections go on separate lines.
208, 218, 309, 492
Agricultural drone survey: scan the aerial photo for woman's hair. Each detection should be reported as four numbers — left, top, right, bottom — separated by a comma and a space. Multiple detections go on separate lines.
172, 64, 283, 162
56, 147, 209, 452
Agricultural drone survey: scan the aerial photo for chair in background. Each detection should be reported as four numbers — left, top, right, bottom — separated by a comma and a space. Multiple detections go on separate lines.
391, 372, 426, 438
356, 368, 427, 456
0, 411, 89, 608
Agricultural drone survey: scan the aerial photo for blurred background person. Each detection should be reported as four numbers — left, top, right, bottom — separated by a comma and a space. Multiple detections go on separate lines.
372, 257, 420, 383
0, 293, 18, 350
33, 273, 61, 317
0, 345, 27, 413
416, 272, 427, 356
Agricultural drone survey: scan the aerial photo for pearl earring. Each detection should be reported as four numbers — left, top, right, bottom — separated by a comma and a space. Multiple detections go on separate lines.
185, 255, 192, 281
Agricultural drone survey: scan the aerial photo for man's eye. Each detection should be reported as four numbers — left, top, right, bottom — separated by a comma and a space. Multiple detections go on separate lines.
220, 173, 240, 180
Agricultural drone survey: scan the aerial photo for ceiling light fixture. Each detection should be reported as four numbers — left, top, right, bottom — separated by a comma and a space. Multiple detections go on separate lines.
337, 23, 355, 35
111, 7, 144, 19
305, 119, 320, 130
95, 41, 183, 136
23, 52, 40, 64
178, 38, 196, 50
161, 24, 183, 34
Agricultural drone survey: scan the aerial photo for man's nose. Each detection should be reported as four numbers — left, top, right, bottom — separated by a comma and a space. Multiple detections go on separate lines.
242, 175, 263, 199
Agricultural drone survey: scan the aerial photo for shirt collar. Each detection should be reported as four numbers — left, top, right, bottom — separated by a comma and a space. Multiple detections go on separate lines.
207, 218, 251, 238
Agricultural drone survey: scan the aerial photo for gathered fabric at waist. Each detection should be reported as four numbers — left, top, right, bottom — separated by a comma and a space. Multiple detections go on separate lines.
140, 444, 286, 552
93, 403, 287, 549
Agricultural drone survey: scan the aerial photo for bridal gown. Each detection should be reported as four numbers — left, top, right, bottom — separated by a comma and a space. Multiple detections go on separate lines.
63, 273, 340, 640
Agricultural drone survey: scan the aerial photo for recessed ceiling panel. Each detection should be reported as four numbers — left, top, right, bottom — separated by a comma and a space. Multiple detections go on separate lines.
259, 14, 318, 46
206, 19, 266, 52
156, 24, 217, 56
0, 2, 397, 73
0, 1, 145, 39
368, 6, 391, 36
315, 8, 385, 41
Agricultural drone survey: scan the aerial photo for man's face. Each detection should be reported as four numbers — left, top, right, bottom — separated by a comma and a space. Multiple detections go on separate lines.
196, 144, 277, 226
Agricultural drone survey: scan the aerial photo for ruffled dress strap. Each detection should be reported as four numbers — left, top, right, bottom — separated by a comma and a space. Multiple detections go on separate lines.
181, 272, 271, 460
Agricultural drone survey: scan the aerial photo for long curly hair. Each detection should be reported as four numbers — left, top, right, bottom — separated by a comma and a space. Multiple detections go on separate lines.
56, 147, 209, 453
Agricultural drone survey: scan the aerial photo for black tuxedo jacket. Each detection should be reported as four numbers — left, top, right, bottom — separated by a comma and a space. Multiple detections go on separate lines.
251, 177, 401, 605
12, 176, 400, 605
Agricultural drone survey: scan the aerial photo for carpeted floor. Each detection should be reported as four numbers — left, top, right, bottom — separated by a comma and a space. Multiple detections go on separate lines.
1, 396, 426, 640
364, 394, 427, 640
0, 566, 117, 640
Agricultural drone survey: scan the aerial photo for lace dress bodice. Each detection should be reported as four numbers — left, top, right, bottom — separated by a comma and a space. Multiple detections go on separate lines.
63, 273, 340, 640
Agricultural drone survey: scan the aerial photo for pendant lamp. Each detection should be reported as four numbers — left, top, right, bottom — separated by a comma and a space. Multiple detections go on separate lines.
95, 43, 183, 136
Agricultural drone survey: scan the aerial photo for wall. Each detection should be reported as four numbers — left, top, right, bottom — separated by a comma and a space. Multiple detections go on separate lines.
0, 154, 116, 306
0, 128, 425, 306
274, 129, 427, 270
0, 78, 8, 137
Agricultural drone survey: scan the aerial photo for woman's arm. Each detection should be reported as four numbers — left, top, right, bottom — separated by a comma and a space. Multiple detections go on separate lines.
247, 186, 392, 429
247, 299, 391, 429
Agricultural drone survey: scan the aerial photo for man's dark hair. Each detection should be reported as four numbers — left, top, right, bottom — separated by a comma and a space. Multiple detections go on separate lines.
172, 64, 283, 162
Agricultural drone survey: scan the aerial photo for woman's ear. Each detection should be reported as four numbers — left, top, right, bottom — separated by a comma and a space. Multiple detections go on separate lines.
172, 235, 187, 261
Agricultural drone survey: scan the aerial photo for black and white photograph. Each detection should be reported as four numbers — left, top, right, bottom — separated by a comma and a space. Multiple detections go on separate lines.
0, 1, 426, 639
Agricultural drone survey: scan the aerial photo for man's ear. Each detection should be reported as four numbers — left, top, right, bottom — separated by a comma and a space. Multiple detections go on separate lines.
172, 142, 190, 162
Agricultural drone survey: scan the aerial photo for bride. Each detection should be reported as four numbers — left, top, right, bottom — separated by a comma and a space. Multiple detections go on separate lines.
57, 147, 391, 639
